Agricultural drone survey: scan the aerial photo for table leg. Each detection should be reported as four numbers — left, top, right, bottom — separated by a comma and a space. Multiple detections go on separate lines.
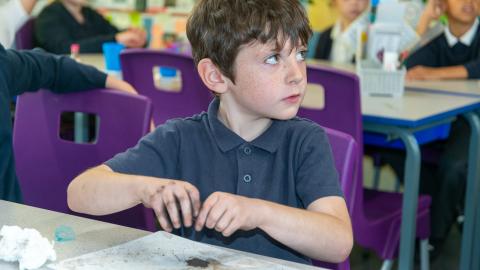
396, 130, 421, 270
459, 112, 480, 270
74, 112, 89, 143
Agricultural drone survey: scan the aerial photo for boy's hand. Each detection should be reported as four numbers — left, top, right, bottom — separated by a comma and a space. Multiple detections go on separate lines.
115, 30, 147, 48
142, 180, 201, 232
423, 0, 445, 20
194, 192, 259, 237
406, 65, 435, 80
105, 75, 137, 94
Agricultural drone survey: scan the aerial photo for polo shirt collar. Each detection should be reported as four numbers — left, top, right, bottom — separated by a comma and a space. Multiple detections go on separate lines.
444, 18, 479, 47
207, 98, 284, 153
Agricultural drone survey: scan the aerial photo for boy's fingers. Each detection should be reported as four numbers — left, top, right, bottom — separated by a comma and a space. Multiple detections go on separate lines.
186, 187, 201, 217
205, 202, 227, 229
176, 188, 193, 227
221, 220, 238, 237
215, 211, 233, 233
195, 193, 218, 231
163, 190, 181, 229
152, 202, 172, 232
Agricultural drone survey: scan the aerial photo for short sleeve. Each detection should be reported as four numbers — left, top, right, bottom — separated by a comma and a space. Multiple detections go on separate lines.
104, 120, 180, 178
295, 126, 343, 208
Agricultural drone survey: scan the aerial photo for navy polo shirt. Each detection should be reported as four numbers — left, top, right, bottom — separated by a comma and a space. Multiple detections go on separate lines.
105, 97, 343, 264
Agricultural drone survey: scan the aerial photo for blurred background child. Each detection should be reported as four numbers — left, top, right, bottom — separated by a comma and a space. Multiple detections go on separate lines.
312, 0, 369, 63
34, 0, 147, 54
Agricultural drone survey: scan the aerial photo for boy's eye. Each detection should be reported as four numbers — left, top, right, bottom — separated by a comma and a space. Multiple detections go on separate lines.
265, 54, 280, 65
296, 50, 308, 61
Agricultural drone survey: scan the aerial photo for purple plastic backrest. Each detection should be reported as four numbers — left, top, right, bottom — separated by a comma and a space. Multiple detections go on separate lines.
15, 18, 35, 50
314, 127, 358, 270
120, 49, 213, 125
298, 65, 363, 216
13, 89, 156, 231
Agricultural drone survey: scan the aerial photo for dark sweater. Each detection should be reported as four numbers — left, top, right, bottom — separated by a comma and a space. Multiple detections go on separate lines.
313, 26, 333, 60
405, 24, 480, 78
0, 44, 107, 203
35, 1, 119, 54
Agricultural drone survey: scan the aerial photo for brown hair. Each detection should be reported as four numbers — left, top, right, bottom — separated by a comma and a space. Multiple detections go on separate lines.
186, 0, 312, 83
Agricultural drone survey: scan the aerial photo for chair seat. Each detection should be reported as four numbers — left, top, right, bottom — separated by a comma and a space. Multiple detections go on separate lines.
363, 189, 431, 222
356, 189, 431, 259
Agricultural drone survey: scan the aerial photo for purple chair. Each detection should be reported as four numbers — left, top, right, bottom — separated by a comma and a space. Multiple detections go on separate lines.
14, 18, 35, 50
120, 49, 213, 125
314, 127, 359, 270
13, 89, 156, 232
298, 65, 431, 270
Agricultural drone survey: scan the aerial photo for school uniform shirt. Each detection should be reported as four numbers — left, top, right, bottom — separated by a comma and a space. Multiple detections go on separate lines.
0, 44, 107, 203
105, 97, 343, 265
406, 18, 480, 78
0, 0, 29, 48
314, 12, 368, 63
35, 1, 119, 54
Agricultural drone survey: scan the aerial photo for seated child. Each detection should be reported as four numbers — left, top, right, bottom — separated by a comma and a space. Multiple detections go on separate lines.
0, 44, 136, 203
67, 0, 353, 265
406, 0, 480, 80
35, 0, 146, 54
403, 0, 480, 255
313, 0, 369, 63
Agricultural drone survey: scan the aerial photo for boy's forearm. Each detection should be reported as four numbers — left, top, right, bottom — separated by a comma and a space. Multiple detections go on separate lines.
68, 165, 159, 215
253, 198, 353, 263
431, 66, 468, 79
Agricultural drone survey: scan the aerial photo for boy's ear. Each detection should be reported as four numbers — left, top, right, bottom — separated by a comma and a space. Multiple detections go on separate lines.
197, 58, 229, 95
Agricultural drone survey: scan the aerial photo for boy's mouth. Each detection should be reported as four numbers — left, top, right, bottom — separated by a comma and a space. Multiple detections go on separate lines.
284, 94, 301, 104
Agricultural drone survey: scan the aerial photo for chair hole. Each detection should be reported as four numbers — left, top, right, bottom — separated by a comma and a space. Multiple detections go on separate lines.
302, 83, 325, 110
59, 112, 99, 144
152, 66, 182, 92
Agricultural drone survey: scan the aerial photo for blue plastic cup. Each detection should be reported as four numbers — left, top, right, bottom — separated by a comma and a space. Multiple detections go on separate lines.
102, 42, 125, 71
160, 67, 177, 77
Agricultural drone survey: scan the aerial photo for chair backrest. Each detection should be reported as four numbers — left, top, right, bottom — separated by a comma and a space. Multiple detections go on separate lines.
298, 65, 364, 216
313, 127, 358, 270
13, 89, 156, 231
15, 18, 35, 50
120, 49, 213, 125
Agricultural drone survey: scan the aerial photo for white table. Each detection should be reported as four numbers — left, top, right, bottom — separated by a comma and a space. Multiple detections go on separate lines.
407, 80, 480, 97
0, 200, 325, 270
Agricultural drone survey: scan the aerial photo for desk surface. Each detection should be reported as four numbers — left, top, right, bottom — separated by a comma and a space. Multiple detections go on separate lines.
306, 59, 480, 127
0, 200, 324, 270
408, 80, 480, 97
80, 54, 104, 70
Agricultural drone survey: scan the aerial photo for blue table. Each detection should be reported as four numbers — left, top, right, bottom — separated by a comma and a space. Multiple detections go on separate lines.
307, 60, 480, 270
361, 90, 480, 270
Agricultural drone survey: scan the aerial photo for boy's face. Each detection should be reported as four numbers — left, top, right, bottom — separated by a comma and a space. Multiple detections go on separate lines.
225, 39, 307, 121
335, 0, 370, 24
446, 0, 479, 24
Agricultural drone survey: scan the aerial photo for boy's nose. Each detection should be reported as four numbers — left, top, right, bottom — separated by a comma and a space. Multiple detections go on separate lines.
285, 61, 304, 85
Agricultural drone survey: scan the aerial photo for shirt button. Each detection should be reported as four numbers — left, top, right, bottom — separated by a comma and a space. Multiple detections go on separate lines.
243, 147, 252, 155
243, 174, 252, 183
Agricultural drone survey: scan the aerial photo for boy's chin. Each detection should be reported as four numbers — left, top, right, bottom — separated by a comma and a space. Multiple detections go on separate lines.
271, 112, 299, 121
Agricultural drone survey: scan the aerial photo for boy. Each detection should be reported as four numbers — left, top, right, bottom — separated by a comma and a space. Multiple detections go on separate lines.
0, 44, 136, 203
313, 0, 369, 63
406, 0, 480, 79
67, 0, 353, 265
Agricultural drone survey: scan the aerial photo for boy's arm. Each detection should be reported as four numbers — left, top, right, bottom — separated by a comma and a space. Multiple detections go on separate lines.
416, 0, 444, 36
195, 193, 352, 263
4, 47, 135, 96
406, 65, 469, 80
68, 165, 201, 231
